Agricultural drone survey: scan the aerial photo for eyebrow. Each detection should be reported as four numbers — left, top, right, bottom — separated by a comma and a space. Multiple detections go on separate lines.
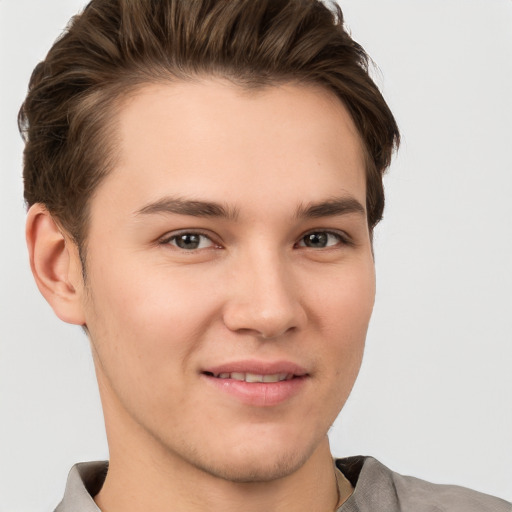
294, 197, 366, 219
135, 195, 365, 222
135, 196, 239, 221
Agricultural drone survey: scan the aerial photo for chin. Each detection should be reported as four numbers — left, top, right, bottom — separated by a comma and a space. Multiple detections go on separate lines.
191, 446, 311, 483
174, 424, 325, 484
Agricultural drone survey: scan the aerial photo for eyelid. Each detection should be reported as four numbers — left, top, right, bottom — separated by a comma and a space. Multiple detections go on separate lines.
296, 229, 352, 248
157, 228, 352, 250
159, 229, 221, 249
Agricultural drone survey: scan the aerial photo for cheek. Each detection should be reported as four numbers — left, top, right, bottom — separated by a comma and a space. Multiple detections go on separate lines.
313, 257, 375, 334
300, 267, 374, 433
312, 260, 375, 382
82, 254, 221, 381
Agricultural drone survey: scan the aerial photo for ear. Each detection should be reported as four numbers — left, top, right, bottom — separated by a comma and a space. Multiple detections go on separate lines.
26, 204, 86, 325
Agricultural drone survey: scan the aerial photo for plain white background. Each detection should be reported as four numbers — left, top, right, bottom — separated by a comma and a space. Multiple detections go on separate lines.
1, 1, 511, 510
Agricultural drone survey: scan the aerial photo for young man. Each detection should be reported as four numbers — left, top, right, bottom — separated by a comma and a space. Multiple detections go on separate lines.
18, 0, 511, 511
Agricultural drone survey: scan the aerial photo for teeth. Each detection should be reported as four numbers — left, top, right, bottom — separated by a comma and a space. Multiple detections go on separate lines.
214, 372, 291, 382
245, 373, 263, 383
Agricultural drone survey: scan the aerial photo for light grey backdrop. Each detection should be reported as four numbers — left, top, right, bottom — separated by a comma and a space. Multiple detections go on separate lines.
1, 1, 511, 510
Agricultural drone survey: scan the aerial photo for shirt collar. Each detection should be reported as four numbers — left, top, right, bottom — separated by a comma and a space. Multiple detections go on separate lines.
54, 461, 108, 512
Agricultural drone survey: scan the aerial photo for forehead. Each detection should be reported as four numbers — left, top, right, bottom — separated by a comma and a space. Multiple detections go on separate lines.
93, 80, 367, 220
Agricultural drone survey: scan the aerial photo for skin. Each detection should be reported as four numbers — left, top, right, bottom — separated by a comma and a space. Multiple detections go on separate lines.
27, 80, 375, 512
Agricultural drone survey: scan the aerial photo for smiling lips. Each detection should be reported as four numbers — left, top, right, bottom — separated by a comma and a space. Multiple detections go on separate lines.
202, 362, 309, 407
206, 371, 294, 383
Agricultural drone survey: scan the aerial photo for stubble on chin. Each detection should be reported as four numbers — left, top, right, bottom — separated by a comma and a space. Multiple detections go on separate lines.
177, 436, 329, 484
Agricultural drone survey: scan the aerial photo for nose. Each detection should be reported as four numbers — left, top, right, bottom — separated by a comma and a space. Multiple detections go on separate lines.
222, 250, 306, 339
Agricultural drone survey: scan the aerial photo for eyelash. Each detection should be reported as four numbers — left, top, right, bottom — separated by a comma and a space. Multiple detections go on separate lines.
159, 229, 351, 251
160, 231, 218, 251
295, 230, 351, 249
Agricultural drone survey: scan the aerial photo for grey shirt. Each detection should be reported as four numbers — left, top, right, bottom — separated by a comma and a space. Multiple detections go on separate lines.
55, 456, 511, 511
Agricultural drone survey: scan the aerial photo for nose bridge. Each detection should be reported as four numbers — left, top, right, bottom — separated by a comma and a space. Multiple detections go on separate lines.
223, 242, 304, 338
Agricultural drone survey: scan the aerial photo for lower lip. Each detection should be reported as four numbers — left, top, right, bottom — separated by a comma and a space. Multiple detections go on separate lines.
202, 374, 308, 407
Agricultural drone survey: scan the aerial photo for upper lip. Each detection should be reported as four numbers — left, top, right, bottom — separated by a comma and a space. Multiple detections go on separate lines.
202, 360, 308, 377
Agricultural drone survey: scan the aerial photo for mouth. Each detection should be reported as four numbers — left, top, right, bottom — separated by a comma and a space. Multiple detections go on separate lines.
203, 371, 296, 383
201, 361, 309, 406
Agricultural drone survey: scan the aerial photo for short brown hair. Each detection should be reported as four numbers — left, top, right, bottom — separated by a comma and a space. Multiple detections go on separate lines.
19, 0, 399, 249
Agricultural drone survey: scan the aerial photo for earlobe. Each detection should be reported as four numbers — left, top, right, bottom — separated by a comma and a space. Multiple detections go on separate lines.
26, 204, 86, 325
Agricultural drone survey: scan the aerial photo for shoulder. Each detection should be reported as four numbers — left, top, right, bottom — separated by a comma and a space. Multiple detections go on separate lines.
336, 456, 511, 512
389, 467, 511, 512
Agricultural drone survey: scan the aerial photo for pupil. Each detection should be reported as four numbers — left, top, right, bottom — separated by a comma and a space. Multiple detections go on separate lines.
305, 232, 327, 248
177, 234, 200, 249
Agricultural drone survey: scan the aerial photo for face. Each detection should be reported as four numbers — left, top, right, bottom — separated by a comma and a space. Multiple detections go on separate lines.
78, 80, 375, 482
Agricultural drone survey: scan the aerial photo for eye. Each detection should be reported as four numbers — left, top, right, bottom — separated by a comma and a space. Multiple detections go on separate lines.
164, 232, 215, 250
297, 231, 345, 249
